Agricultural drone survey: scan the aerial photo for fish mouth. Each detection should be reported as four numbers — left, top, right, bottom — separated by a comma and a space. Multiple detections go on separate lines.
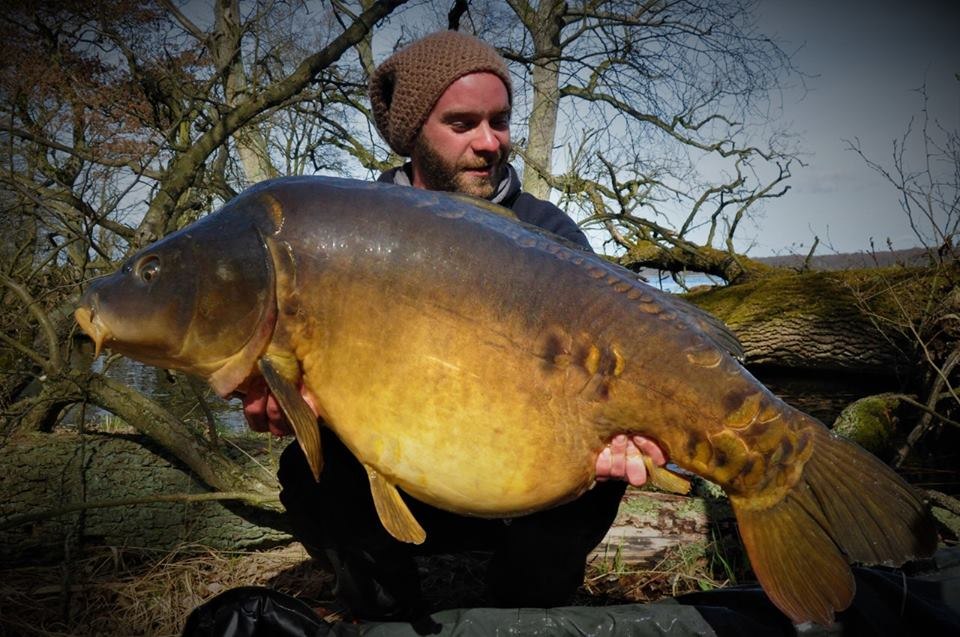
74, 306, 111, 358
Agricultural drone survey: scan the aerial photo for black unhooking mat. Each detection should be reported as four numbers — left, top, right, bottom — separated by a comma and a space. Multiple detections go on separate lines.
182, 547, 960, 637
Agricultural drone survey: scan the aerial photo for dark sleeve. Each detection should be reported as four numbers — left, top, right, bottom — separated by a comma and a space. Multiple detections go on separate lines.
509, 193, 593, 253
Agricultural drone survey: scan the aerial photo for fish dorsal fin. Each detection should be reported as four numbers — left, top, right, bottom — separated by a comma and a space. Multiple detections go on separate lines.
364, 465, 426, 545
668, 296, 745, 361
448, 192, 519, 221
257, 356, 323, 481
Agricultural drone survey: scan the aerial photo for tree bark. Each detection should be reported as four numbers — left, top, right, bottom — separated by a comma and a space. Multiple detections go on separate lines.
0, 432, 289, 566
215, 0, 278, 185
684, 269, 916, 373
509, 0, 565, 201
9, 368, 279, 499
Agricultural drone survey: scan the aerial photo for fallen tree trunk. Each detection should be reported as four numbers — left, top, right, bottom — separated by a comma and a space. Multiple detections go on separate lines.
683, 268, 942, 373
0, 432, 290, 566
9, 368, 279, 499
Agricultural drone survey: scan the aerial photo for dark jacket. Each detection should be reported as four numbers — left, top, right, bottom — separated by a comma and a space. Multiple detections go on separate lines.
377, 164, 592, 252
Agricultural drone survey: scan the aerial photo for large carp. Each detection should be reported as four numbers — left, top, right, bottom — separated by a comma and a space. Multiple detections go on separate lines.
75, 176, 935, 625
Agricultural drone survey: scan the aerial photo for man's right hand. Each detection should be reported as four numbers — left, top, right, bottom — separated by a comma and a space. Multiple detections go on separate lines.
239, 376, 318, 437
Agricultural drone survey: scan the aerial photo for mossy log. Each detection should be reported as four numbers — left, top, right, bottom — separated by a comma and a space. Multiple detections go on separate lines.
590, 488, 735, 569
0, 432, 290, 566
684, 268, 943, 373
832, 392, 903, 456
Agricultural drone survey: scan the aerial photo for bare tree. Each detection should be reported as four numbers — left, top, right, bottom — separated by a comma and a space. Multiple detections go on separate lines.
0, 0, 808, 522
446, 0, 801, 283
0, 0, 406, 495
845, 84, 960, 465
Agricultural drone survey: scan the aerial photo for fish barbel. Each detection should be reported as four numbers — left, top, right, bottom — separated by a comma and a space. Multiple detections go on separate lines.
75, 176, 936, 625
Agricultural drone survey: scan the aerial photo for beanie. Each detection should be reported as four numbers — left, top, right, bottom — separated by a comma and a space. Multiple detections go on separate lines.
369, 31, 512, 156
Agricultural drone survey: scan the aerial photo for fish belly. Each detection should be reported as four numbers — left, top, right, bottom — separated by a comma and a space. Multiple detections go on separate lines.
296, 279, 601, 517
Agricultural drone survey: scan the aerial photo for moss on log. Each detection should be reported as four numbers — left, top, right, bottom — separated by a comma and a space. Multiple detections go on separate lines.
832, 393, 903, 456
0, 432, 290, 565
684, 267, 942, 373
590, 488, 735, 569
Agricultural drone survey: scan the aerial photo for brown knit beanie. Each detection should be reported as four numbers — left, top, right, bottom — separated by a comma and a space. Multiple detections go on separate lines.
369, 31, 512, 156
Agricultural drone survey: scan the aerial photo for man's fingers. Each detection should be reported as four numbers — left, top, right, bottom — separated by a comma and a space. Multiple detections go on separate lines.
608, 434, 627, 477
241, 379, 270, 433
633, 435, 667, 466
595, 445, 613, 481
595, 434, 668, 486
237, 376, 302, 437
624, 443, 648, 486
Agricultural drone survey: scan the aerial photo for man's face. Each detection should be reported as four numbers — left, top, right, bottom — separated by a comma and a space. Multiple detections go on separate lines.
411, 72, 511, 199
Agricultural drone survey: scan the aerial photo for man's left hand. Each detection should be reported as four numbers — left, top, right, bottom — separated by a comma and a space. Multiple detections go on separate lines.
595, 435, 666, 487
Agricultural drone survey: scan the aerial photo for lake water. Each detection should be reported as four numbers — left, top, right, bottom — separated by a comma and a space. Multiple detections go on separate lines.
640, 270, 717, 294
65, 357, 249, 433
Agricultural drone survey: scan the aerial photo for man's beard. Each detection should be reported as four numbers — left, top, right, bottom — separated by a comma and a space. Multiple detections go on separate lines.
413, 137, 507, 199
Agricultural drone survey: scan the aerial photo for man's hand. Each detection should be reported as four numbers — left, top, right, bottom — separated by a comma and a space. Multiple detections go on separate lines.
595, 435, 666, 487
238, 376, 318, 437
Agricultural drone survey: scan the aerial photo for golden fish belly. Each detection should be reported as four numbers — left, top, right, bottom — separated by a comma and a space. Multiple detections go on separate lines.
294, 277, 601, 517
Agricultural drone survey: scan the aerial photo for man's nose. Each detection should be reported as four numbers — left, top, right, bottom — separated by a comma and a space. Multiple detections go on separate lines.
471, 122, 502, 154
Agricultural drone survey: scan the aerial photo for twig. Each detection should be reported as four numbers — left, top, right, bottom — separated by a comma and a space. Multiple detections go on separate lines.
800, 236, 820, 272
0, 273, 62, 373
186, 375, 220, 447
896, 344, 960, 467
925, 489, 960, 516
892, 393, 960, 430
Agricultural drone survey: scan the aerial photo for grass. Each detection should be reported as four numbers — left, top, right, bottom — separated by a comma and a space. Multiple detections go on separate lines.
0, 534, 750, 636
0, 485, 752, 636
0, 543, 332, 637
582, 537, 736, 605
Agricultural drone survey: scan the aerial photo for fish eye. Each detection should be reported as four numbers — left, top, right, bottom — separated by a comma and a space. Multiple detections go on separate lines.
136, 256, 161, 283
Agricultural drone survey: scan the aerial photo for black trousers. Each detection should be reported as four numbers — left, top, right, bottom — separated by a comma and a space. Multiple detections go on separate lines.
278, 428, 626, 620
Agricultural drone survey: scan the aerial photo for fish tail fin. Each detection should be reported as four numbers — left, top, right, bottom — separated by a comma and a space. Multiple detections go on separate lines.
730, 423, 937, 625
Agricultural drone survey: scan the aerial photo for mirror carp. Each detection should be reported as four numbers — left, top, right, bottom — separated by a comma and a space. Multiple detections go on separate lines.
75, 176, 936, 625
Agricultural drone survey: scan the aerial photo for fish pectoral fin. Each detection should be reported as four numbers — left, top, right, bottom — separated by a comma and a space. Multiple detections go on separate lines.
364, 465, 426, 545
257, 357, 323, 481
643, 456, 692, 495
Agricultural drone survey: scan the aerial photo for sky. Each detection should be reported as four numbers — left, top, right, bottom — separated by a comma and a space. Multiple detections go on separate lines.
180, 0, 957, 258
747, 0, 959, 256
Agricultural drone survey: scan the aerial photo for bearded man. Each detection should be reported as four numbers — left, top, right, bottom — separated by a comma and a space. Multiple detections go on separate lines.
242, 31, 666, 621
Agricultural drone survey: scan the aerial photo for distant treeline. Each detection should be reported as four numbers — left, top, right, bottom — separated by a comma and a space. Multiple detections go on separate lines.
756, 247, 932, 271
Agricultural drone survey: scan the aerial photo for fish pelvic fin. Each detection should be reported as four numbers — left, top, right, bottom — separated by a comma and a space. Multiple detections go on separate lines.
730, 424, 937, 626
643, 456, 691, 495
257, 356, 323, 481
364, 465, 426, 545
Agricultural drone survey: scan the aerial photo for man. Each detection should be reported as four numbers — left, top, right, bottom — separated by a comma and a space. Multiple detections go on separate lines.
242, 31, 666, 620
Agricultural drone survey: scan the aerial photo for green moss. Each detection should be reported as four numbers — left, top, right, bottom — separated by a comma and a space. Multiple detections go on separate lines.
617, 493, 662, 518
932, 505, 960, 537
685, 265, 950, 333
675, 497, 707, 519
832, 393, 901, 454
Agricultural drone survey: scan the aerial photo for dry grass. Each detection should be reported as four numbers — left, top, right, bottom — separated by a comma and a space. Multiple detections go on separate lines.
0, 537, 738, 635
580, 535, 739, 607
0, 543, 333, 636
